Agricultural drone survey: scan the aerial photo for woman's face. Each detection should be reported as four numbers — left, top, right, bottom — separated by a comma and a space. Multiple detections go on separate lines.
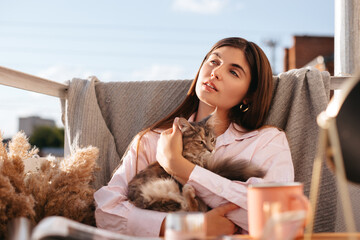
195, 46, 252, 113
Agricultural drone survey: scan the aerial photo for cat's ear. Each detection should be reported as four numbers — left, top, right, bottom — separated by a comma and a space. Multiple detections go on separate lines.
178, 117, 194, 133
199, 114, 215, 128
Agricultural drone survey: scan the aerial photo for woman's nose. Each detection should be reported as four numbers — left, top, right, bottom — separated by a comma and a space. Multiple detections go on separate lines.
211, 67, 222, 80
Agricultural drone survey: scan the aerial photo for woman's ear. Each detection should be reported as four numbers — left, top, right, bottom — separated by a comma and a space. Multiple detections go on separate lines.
242, 95, 253, 105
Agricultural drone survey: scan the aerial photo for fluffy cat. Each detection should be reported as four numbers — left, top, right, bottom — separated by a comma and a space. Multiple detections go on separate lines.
127, 116, 265, 212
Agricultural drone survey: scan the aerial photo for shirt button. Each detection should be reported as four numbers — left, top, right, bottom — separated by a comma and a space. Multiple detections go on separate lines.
215, 186, 222, 194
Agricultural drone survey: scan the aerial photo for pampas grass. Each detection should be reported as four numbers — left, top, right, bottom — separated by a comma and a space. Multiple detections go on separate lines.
0, 131, 99, 239
0, 132, 37, 236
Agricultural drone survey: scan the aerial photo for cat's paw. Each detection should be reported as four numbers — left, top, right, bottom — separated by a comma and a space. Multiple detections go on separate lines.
182, 184, 196, 198
182, 184, 199, 211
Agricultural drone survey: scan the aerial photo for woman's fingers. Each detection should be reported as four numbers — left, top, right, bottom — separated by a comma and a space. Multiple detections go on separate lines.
205, 203, 239, 236
173, 117, 180, 131
214, 203, 239, 216
161, 118, 180, 136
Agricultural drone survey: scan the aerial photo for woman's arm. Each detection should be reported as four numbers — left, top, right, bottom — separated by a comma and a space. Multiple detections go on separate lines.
187, 129, 294, 231
94, 132, 167, 237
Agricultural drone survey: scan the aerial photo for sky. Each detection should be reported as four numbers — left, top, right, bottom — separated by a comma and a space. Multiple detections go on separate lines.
0, 0, 334, 138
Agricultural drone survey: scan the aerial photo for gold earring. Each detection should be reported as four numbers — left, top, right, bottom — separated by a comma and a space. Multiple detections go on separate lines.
240, 103, 249, 112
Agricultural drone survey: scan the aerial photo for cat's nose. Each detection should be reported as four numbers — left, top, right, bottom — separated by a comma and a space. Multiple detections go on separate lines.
209, 145, 215, 153
204, 144, 213, 153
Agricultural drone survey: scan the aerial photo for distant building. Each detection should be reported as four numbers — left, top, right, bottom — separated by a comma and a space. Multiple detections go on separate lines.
284, 35, 334, 75
19, 116, 56, 137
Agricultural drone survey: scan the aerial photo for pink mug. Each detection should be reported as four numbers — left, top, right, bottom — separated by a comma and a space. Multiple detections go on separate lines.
247, 182, 310, 239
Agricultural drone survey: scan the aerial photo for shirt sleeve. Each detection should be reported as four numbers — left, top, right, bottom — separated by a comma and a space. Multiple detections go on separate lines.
94, 132, 167, 237
186, 129, 294, 232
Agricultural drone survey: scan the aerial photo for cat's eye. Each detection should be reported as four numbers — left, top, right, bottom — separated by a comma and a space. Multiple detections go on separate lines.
210, 137, 215, 143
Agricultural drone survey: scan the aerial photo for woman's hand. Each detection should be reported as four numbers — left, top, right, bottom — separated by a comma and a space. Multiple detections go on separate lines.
156, 118, 195, 184
156, 117, 183, 172
160, 203, 239, 237
205, 203, 239, 237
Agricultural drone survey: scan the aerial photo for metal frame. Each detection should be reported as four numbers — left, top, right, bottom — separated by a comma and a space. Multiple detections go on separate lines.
306, 75, 359, 240
0, 65, 352, 98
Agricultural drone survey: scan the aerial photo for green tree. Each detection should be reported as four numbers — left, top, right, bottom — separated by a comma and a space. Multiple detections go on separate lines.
29, 126, 64, 149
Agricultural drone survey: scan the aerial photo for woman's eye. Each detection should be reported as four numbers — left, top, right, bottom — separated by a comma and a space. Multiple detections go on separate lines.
230, 70, 239, 77
210, 60, 217, 65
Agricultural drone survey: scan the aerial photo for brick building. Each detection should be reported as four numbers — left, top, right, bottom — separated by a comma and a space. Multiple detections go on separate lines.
284, 35, 334, 75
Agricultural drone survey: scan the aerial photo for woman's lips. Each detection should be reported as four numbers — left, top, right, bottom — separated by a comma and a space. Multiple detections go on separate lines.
203, 81, 218, 92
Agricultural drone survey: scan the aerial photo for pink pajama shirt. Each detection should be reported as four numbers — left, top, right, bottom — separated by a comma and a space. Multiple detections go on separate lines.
94, 122, 294, 237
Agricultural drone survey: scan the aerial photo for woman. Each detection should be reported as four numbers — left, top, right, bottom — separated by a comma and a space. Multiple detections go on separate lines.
94, 37, 294, 237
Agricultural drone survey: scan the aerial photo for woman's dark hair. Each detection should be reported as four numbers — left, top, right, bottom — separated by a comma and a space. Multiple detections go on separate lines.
149, 37, 273, 131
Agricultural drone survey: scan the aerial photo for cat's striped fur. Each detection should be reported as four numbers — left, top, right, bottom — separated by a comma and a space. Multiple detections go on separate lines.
127, 116, 265, 212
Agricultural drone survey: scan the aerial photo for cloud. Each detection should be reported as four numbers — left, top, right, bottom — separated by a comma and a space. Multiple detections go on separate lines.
172, 0, 228, 15
37, 65, 115, 83
36, 64, 188, 83
131, 64, 186, 81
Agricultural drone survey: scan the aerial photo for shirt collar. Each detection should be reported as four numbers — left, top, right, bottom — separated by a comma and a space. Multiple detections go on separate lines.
216, 123, 258, 147
188, 113, 196, 122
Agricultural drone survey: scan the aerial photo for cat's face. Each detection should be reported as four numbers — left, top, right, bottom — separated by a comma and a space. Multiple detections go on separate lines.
178, 116, 216, 166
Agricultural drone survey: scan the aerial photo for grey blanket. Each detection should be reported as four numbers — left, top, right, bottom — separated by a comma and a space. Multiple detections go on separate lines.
61, 67, 335, 232
265, 67, 335, 232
